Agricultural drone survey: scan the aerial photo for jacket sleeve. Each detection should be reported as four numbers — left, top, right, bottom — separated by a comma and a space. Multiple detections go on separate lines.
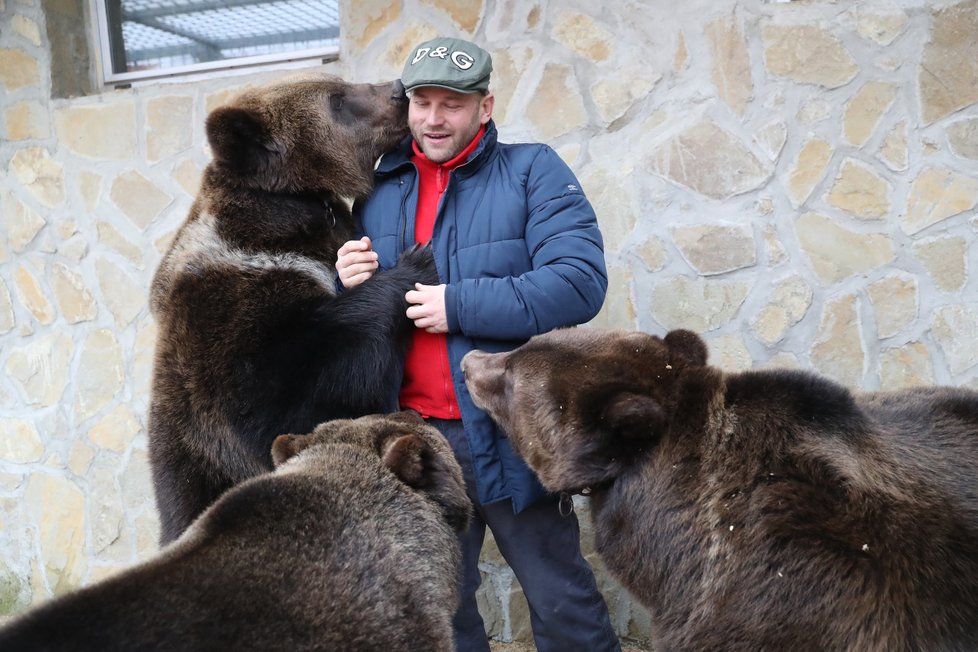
444, 146, 608, 340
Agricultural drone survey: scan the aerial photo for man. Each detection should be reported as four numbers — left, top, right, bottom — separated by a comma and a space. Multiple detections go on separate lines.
336, 37, 620, 652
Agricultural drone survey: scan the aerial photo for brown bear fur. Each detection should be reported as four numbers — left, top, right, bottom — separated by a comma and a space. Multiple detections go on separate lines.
0, 412, 470, 652
149, 73, 438, 544
462, 327, 978, 652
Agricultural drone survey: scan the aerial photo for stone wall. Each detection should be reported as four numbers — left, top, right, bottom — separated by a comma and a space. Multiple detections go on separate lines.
2, 0, 977, 647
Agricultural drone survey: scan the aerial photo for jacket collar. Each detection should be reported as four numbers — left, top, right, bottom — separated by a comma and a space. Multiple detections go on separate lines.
377, 119, 498, 176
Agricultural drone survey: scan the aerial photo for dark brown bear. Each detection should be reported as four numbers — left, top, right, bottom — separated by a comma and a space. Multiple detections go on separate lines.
461, 327, 978, 652
149, 73, 438, 544
0, 412, 471, 652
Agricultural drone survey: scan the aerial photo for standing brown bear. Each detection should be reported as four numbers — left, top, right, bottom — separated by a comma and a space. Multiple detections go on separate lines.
462, 327, 978, 652
0, 412, 471, 652
149, 73, 438, 544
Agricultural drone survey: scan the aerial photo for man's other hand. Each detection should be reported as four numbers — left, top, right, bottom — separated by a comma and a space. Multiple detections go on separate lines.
336, 236, 378, 288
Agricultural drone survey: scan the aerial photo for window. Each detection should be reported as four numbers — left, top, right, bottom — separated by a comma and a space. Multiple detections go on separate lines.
94, 0, 340, 85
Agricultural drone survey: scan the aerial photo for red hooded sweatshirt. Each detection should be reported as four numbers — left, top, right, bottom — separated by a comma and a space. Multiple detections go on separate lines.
399, 126, 485, 418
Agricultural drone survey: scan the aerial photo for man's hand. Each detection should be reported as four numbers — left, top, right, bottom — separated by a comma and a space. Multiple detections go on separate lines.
406, 283, 448, 333
336, 237, 378, 289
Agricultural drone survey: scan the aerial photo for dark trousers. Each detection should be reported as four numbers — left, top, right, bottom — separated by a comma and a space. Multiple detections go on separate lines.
427, 418, 621, 652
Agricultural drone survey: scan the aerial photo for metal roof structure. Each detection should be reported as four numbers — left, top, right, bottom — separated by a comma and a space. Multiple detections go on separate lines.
108, 0, 339, 71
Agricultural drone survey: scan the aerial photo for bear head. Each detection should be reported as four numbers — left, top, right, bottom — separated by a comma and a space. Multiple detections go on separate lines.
461, 328, 709, 493
271, 411, 471, 532
205, 73, 409, 197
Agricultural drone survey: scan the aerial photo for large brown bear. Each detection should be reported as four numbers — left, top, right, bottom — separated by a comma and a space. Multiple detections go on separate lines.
149, 73, 437, 544
0, 412, 471, 652
461, 328, 978, 652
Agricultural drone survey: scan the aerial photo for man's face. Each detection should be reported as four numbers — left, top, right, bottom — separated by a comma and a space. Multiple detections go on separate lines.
408, 86, 494, 163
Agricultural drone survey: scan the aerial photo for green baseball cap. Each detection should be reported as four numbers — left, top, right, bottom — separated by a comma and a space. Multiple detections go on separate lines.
401, 37, 493, 94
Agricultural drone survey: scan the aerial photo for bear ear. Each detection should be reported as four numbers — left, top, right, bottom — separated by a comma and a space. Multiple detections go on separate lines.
664, 329, 708, 368
271, 434, 312, 467
381, 434, 426, 486
205, 105, 283, 175
603, 392, 666, 441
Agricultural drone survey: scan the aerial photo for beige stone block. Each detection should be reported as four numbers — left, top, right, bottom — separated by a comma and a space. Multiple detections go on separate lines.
651, 276, 751, 333
5, 101, 49, 141
58, 236, 88, 262
133, 512, 161, 561
947, 118, 978, 161
555, 142, 581, 167
67, 440, 95, 477
754, 119, 787, 160
55, 220, 77, 241
89, 462, 126, 557
843, 81, 896, 147
421, 0, 482, 33
589, 265, 636, 329
848, 7, 908, 45
381, 22, 438, 75
95, 258, 146, 328
878, 120, 908, 172
486, 45, 534, 125
0, 48, 40, 90
763, 224, 787, 266
674, 31, 689, 72
913, 236, 967, 292
786, 138, 833, 207
707, 333, 752, 371
343, 0, 401, 53
707, 17, 752, 117
591, 66, 661, 125
581, 164, 637, 255
867, 275, 917, 339
672, 224, 755, 275
109, 170, 172, 230
526, 64, 588, 141
796, 212, 895, 284
902, 166, 978, 235
132, 317, 157, 398
25, 474, 87, 595
146, 96, 194, 162
13, 264, 54, 325
0, 418, 43, 464
88, 404, 140, 452
79, 170, 102, 212
54, 103, 137, 160
761, 24, 858, 89
9, 147, 66, 207
919, 1, 978, 124
797, 100, 832, 125
11, 14, 41, 45
121, 449, 155, 512
0, 280, 14, 334
637, 235, 667, 272
485, 0, 541, 38
752, 275, 812, 346
811, 294, 864, 387
650, 118, 771, 200
51, 262, 97, 324
172, 158, 202, 199
880, 342, 934, 391
825, 158, 891, 219
767, 352, 801, 369
4, 192, 45, 252
97, 221, 144, 268
931, 304, 978, 375
73, 329, 125, 424
553, 11, 612, 61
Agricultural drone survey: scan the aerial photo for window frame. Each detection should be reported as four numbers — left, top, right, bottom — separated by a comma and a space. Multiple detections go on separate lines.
92, 0, 340, 86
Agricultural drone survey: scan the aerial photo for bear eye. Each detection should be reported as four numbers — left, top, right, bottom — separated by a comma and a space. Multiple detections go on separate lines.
329, 94, 345, 112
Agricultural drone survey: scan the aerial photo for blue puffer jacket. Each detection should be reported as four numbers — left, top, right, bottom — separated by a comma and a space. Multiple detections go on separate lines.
354, 120, 608, 512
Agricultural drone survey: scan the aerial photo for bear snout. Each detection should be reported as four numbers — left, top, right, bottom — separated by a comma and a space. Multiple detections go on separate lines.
391, 79, 407, 103
461, 350, 504, 411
